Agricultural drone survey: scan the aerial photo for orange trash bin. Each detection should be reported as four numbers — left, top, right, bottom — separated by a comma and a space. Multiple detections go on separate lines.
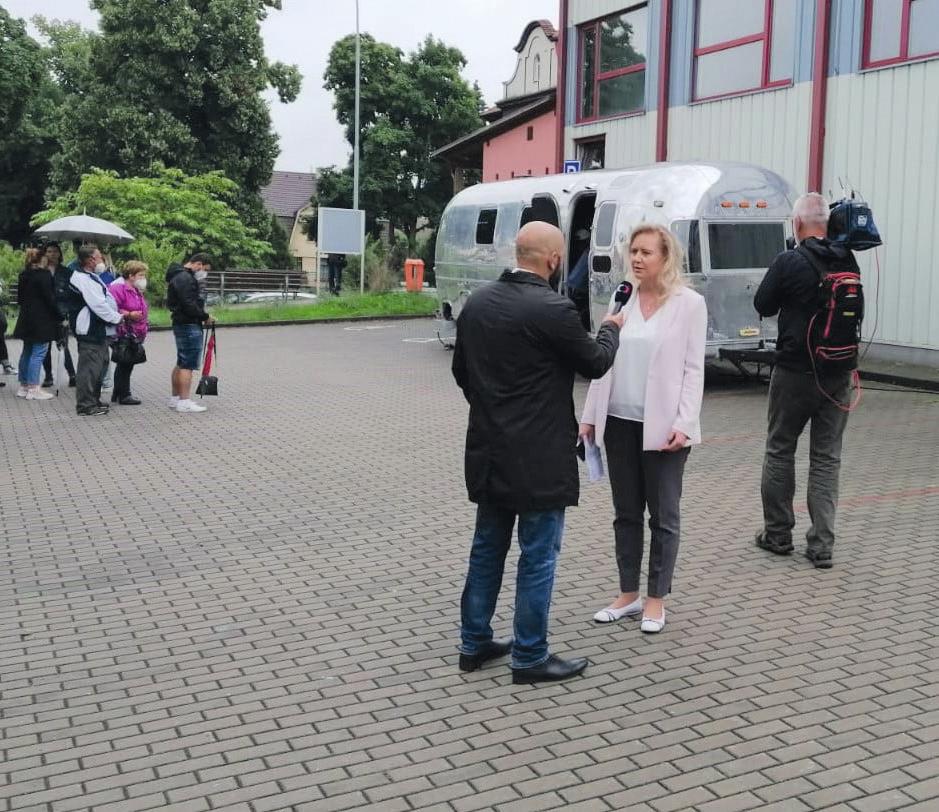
404, 258, 425, 292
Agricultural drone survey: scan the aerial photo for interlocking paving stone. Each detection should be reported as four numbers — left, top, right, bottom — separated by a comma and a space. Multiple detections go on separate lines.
2, 322, 939, 811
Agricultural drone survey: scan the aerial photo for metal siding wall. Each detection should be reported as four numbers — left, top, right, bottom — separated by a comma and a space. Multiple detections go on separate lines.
566, 112, 658, 167
667, 83, 812, 191
824, 66, 939, 350
829, 0, 862, 76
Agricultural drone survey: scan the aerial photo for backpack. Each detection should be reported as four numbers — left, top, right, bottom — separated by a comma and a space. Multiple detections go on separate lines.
798, 246, 864, 373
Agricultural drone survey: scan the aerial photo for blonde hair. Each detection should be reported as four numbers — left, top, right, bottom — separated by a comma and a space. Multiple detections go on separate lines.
625, 224, 686, 299
121, 260, 149, 279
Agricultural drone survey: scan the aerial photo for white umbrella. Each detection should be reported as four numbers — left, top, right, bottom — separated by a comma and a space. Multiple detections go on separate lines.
34, 215, 134, 245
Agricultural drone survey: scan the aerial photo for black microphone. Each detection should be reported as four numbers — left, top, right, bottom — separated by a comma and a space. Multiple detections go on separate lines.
610, 281, 634, 314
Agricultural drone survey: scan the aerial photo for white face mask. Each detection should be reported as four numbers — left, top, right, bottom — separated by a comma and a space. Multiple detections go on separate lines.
133, 277, 148, 292
94, 262, 107, 274
194, 270, 208, 282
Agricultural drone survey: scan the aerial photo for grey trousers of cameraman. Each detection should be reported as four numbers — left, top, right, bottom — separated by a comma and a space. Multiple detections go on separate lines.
761, 366, 851, 554
605, 417, 690, 598
75, 339, 109, 412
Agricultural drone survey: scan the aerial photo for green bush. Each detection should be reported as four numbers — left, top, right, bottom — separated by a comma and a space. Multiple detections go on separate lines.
0, 242, 23, 297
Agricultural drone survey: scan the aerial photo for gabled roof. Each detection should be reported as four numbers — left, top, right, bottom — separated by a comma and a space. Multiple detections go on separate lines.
514, 20, 558, 52
260, 171, 317, 219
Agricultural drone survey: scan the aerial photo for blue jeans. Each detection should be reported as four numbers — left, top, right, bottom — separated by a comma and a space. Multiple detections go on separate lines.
460, 504, 565, 669
18, 341, 49, 386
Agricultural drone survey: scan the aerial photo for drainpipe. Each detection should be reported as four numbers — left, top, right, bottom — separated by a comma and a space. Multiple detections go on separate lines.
807, 0, 832, 192
655, 0, 672, 162
555, 0, 569, 173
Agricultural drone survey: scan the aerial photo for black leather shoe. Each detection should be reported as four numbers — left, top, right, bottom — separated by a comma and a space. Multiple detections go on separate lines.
458, 638, 513, 672
755, 531, 793, 556
42, 378, 54, 388
68, 377, 76, 388
119, 396, 142, 405
77, 406, 109, 416
512, 654, 588, 684
805, 548, 833, 569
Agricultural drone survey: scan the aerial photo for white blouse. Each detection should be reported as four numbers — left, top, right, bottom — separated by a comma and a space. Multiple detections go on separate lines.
607, 298, 662, 422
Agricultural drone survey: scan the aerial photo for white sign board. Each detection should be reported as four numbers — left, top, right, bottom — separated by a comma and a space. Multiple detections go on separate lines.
317, 207, 365, 255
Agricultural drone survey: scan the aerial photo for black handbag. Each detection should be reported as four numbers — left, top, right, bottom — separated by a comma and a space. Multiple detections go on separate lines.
111, 335, 147, 365
196, 326, 218, 397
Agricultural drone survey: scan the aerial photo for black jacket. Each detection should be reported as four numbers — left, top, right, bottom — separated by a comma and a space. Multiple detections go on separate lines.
166, 264, 209, 325
452, 270, 620, 512
51, 263, 74, 321
754, 237, 860, 372
13, 267, 60, 343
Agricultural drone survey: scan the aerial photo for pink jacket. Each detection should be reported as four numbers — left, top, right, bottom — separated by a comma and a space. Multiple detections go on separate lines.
109, 278, 150, 341
581, 286, 707, 451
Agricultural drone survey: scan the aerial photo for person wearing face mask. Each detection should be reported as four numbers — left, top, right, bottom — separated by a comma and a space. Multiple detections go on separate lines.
69, 244, 126, 416
165, 252, 215, 413
452, 221, 624, 684
108, 261, 149, 405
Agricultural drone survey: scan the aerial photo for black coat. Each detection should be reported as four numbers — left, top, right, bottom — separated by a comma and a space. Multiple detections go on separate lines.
13, 267, 60, 343
452, 270, 620, 512
754, 237, 860, 372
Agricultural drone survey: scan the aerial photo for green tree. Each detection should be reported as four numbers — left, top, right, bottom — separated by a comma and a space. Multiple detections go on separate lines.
0, 9, 59, 245
317, 34, 482, 240
33, 166, 273, 269
43, 0, 301, 239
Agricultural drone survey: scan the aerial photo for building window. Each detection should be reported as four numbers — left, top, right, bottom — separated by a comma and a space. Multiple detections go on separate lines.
577, 4, 648, 122
863, 0, 939, 68
527, 126, 534, 141
693, 0, 795, 101
533, 54, 542, 83
576, 137, 606, 170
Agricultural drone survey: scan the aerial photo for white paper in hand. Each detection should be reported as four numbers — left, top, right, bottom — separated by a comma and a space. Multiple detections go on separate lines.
585, 438, 605, 482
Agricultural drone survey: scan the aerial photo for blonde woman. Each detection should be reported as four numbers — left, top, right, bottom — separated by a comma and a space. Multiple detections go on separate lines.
579, 224, 707, 633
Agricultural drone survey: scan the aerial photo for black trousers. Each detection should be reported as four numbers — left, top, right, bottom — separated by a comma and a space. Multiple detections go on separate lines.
75, 339, 109, 412
42, 339, 76, 380
113, 362, 134, 399
0, 310, 9, 363
605, 417, 690, 598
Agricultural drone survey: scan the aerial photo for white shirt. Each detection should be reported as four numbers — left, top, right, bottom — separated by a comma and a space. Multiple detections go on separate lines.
607, 297, 662, 422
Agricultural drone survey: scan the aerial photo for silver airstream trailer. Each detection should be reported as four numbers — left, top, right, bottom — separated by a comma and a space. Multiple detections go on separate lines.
434, 161, 796, 359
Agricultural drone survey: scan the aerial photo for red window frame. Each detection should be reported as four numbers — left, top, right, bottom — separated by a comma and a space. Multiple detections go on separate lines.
862, 0, 939, 69
692, 0, 790, 103
576, 3, 648, 124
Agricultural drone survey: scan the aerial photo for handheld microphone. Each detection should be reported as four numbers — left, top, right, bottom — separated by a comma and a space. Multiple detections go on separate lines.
610, 281, 634, 314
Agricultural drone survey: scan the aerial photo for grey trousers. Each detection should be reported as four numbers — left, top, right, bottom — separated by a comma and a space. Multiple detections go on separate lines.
761, 366, 850, 554
605, 417, 690, 598
76, 339, 109, 412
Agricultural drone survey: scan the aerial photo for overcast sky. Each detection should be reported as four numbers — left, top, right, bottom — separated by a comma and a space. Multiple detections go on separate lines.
5, 0, 555, 173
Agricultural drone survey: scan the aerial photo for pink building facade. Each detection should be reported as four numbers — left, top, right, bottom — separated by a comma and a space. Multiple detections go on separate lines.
483, 109, 558, 183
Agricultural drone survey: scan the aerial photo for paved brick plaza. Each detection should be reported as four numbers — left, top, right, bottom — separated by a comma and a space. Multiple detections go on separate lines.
2, 319, 939, 812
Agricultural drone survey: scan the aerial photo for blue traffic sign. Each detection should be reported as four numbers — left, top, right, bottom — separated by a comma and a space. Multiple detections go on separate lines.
563, 160, 582, 174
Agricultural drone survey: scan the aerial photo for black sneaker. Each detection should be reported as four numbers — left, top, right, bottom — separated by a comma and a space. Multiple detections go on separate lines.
804, 548, 833, 569
77, 406, 109, 416
42, 378, 54, 388
755, 531, 794, 556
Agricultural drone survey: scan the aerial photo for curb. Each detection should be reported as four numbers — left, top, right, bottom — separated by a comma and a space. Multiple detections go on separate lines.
147, 314, 435, 332
858, 369, 939, 393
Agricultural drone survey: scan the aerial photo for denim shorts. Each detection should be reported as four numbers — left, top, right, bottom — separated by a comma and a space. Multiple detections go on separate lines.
173, 324, 203, 370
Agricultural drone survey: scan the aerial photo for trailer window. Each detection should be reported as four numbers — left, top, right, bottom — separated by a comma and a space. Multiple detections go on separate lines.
440, 206, 477, 248
475, 209, 498, 244
594, 203, 616, 248
520, 197, 560, 228
671, 220, 702, 274
707, 222, 785, 270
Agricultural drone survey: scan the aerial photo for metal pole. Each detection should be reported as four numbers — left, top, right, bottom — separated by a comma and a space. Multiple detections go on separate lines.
353, 0, 361, 212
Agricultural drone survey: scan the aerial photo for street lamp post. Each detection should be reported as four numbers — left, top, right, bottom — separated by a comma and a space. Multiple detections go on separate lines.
354, 0, 364, 293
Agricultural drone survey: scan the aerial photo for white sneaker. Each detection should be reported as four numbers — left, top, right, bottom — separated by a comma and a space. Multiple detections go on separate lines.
26, 388, 54, 401
16, 387, 28, 398
176, 399, 207, 413
167, 396, 180, 409
593, 596, 644, 623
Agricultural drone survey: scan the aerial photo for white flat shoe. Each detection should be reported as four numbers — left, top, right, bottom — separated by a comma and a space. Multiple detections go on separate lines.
593, 597, 643, 623
640, 610, 666, 634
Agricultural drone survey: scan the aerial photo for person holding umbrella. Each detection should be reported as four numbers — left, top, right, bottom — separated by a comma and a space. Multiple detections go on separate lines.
13, 248, 59, 401
43, 242, 77, 388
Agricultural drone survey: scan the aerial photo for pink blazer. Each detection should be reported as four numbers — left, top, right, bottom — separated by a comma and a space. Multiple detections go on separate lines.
581, 286, 707, 451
